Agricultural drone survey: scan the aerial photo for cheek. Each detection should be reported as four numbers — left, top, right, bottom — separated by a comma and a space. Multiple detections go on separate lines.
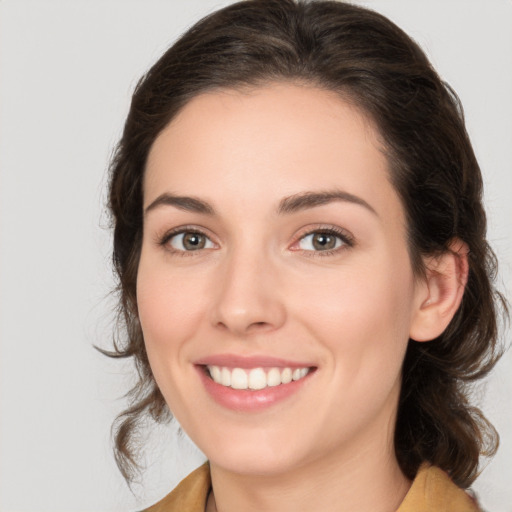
292, 257, 415, 377
136, 261, 216, 421
136, 258, 209, 370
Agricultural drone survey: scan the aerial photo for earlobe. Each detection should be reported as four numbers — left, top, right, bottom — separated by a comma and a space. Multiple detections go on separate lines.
409, 239, 469, 342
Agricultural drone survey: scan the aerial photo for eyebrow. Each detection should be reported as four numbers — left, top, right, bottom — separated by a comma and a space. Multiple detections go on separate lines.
144, 189, 377, 217
145, 193, 216, 216
277, 190, 378, 216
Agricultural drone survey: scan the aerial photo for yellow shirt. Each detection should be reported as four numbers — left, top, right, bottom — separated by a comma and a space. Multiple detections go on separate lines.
144, 462, 480, 512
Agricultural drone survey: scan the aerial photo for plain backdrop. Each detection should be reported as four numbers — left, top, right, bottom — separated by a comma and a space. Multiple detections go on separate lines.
0, 1, 511, 511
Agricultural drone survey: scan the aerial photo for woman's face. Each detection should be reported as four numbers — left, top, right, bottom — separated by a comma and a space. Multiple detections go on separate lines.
137, 83, 426, 476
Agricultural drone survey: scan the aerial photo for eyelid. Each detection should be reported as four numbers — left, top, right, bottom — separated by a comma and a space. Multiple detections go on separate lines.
154, 223, 354, 256
157, 225, 218, 253
289, 225, 355, 255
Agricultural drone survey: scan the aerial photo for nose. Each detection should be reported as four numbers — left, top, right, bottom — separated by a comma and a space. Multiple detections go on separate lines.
210, 247, 286, 337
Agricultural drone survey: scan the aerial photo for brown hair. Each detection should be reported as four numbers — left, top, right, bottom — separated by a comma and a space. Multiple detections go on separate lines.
105, 0, 506, 487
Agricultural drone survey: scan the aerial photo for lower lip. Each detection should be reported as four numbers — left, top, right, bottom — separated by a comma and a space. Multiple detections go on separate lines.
196, 366, 314, 412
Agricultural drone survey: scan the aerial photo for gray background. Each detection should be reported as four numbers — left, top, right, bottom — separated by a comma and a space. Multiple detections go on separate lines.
0, 1, 510, 511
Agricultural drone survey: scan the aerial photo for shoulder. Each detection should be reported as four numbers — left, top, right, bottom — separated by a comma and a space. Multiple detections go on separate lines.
142, 463, 211, 512
398, 464, 481, 512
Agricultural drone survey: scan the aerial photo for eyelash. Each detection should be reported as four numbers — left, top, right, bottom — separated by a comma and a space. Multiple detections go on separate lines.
157, 225, 354, 257
292, 226, 354, 258
157, 226, 214, 257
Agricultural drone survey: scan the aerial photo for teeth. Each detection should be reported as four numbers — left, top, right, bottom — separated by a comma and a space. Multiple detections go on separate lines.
281, 367, 292, 384
207, 365, 311, 390
211, 365, 221, 383
292, 368, 308, 380
248, 367, 266, 390
267, 367, 281, 387
231, 368, 248, 389
221, 367, 231, 387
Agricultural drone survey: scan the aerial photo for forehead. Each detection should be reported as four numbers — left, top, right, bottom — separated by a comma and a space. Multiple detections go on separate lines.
144, 83, 400, 222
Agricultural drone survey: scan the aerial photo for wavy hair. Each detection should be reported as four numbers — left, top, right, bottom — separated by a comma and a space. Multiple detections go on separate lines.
105, 0, 507, 487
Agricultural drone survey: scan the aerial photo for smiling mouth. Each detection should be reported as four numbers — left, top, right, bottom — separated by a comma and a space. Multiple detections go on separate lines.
203, 365, 314, 391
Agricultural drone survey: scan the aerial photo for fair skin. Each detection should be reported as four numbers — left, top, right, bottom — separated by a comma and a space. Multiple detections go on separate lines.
137, 83, 467, 512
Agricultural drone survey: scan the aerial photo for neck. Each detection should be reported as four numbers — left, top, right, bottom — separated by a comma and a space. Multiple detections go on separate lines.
206, 430, 411, 512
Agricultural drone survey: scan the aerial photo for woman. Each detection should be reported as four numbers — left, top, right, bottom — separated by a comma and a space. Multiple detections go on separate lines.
106, 1, 506, 510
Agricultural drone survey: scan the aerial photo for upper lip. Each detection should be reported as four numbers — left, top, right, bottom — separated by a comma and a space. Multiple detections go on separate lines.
194, 354, 316, 369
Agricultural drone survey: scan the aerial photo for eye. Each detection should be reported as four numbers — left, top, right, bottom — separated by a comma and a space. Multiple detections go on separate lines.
294, 228, 353, 254
166, 230, 215, 252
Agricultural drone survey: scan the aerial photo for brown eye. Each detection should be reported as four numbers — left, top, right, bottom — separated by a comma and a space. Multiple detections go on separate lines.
312, 233, 337, 250
297, 231, 346, 252
183, 232, 206, 250
169, 231, 213, 251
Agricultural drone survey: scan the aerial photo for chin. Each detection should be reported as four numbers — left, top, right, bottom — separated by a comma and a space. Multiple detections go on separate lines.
193, 421, 326, 477
207, 446, 303, 477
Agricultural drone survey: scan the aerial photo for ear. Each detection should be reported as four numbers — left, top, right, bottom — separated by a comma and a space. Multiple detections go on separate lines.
409, 239, 469, 342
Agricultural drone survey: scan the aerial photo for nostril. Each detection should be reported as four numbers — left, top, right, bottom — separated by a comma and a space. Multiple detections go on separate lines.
247, 321, 272, 331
